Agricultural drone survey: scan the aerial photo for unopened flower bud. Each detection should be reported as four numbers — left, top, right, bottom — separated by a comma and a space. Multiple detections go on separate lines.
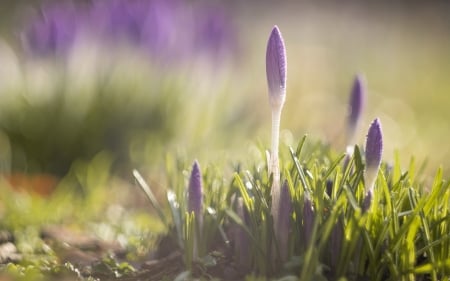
188, 160, 203, 217
364, 118, 383, 192
266, 25, 287, 108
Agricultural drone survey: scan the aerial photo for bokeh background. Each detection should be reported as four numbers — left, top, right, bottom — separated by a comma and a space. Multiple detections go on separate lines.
0, 0, 449, 184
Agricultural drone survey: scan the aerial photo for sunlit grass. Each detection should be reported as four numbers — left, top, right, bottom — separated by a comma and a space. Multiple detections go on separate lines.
130, 136, 449, 280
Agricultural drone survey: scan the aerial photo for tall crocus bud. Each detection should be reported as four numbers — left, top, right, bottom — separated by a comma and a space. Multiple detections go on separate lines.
347, 75, 366, 145
188, 160, 203, 221
266, 25, 287, 227
364, 118, 383, 194
276, 181, 292, 263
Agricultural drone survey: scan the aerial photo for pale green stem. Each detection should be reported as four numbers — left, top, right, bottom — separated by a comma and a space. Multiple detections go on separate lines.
270, 105, 283, 226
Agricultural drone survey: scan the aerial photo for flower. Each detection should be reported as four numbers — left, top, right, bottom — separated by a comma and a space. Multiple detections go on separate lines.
325, 179, 333, 197
188, 160, 203, 217
21, 0, 236, 61
364, 118, 383, 193
362, 189, 373, 213
330, 218, 343, 270
347, 74, 366, 140
193, 4, 236, 58
266, 25, 287, 108
89, 0, 176, 54
22, 2, 80, 56
276, 180, 292, 262
267, 26, 287, 228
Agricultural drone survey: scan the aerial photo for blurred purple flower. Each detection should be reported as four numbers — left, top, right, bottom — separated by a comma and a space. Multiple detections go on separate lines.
22, 3, 80, 56
276, 180, 292, 263
21, 0, 236, 60
364, 118, 383, 192
193, 5, 236, 57
188, 160, 203, 217
89, 0, 177, 55
90, 0, 149, 42
266, 25, 287, 107
347, 74, 366, 140
330, 218, 343, 270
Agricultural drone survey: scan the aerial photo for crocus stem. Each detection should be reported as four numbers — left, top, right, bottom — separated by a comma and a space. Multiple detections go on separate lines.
270, 105, 282, 185
270, 105, 283, 225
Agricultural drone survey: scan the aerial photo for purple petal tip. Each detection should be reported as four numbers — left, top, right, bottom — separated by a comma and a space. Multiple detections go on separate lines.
266, 25, 287, 105
365, 118, 383, 171
188, 160, 203, 215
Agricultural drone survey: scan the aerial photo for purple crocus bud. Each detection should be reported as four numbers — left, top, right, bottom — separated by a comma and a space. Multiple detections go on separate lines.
347, 75, 366, 141
364, 118, 383, 192
276, 181, 292, 263
187, 160, 203, 260
303, 197, 315, 246
268, 26, 287, 228
188, 160, 203, 217
22, 2, 79, 57
266, 25, 287, 108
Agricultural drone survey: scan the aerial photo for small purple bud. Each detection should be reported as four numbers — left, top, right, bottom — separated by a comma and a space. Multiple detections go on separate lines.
365, 118, 383, 170
276, 181, 292, 262
362, 189, 373, 213
266, 25, 287, 108
347, 75, 366, 138
330, 219, 343, 270
343, 148, 352, 171
303, 197, 314, 246
364, 118, 383, 191
188, 160, 203, 216
325, 179, 333, 197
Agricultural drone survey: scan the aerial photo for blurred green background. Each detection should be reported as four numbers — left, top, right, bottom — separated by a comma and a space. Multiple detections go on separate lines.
0, 0, 448, 180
